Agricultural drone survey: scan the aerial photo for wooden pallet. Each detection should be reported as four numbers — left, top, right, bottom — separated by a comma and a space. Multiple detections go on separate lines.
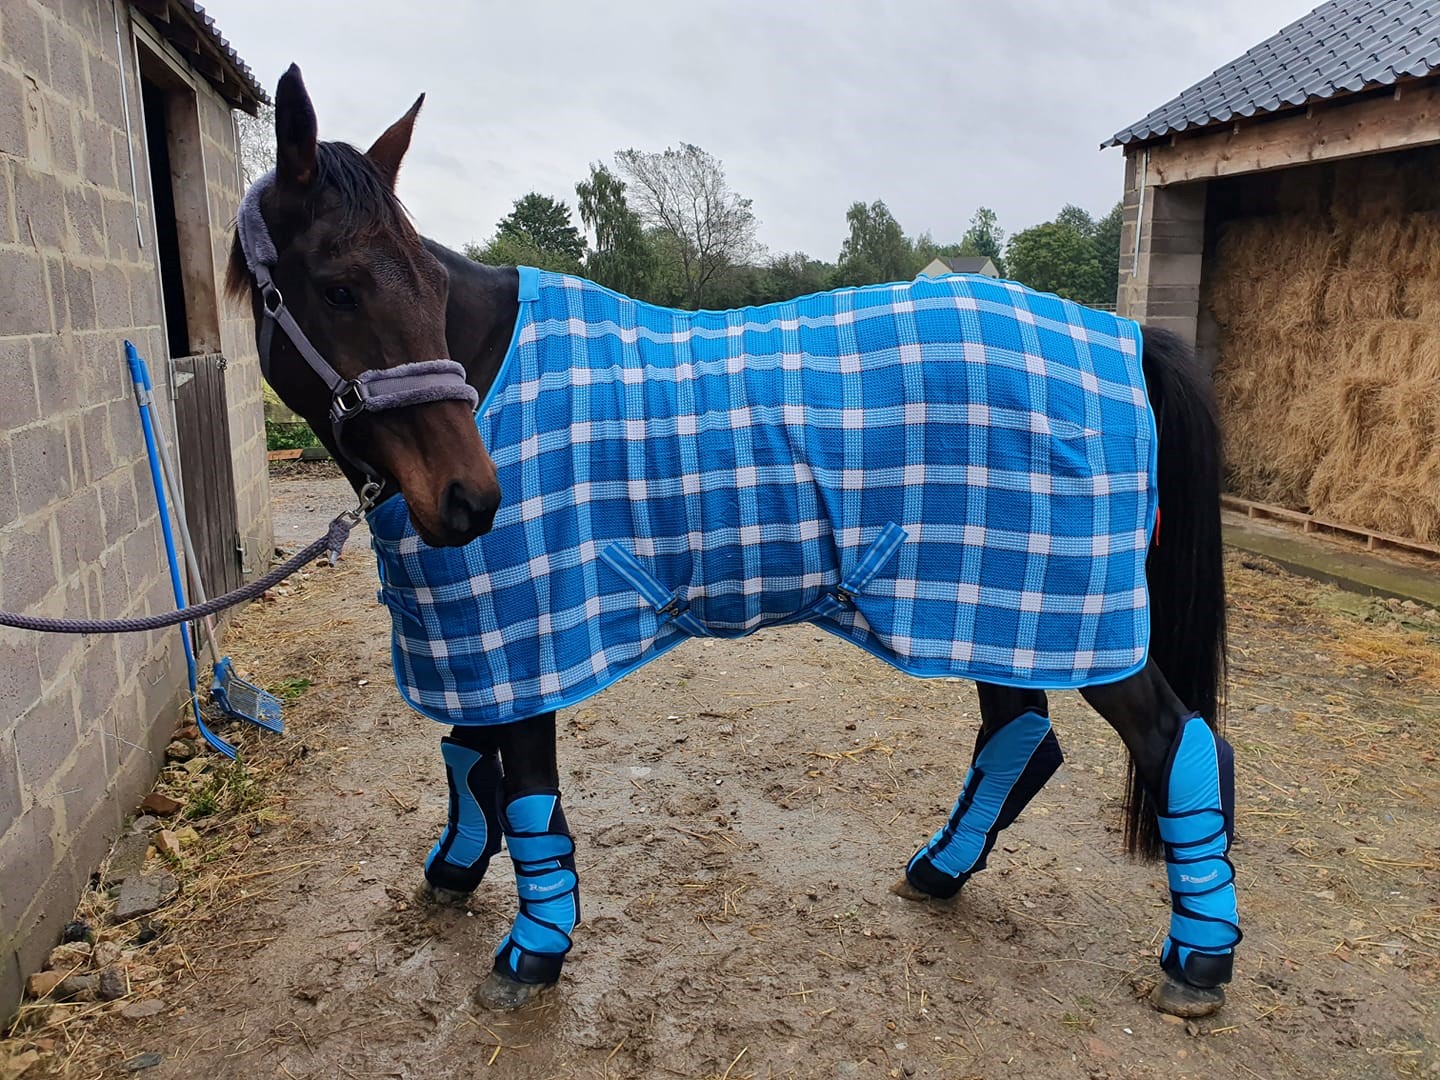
1221, 495, 1440, 561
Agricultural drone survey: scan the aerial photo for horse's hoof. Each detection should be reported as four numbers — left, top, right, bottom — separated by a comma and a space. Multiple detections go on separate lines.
1149, 973, 1225, 1017
474, 969, 554, 1011
416, 880, 471, 908
889, 875, 955, 904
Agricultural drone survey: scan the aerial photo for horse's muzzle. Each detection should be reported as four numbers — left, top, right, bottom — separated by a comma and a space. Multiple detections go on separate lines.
433, 480, 500, 545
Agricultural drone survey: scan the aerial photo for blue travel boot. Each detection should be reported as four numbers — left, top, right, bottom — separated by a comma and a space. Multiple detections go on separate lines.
904, 710, 1063, 899
423, 736, 503, 898
476, 789, 579, 1009
1151, 714, 1241, 1015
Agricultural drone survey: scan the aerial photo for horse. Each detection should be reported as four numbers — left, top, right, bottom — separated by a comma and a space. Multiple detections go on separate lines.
227, 66, 1238, 1019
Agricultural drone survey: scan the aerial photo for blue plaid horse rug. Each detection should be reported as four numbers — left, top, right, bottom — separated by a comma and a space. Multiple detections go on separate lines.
367, 268, 1156, 727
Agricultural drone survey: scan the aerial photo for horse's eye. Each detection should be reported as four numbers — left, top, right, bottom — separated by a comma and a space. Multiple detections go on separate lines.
323, 285, 358, 310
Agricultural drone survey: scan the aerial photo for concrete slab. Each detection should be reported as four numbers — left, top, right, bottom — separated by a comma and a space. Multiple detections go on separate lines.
1223, 512, 1440, 610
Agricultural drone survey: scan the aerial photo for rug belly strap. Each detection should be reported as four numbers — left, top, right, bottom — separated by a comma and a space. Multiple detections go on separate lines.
493, 791, 579, 986
1157, 715, 1241, 988
907, 711, 1063, 899
425, 738, 503, 894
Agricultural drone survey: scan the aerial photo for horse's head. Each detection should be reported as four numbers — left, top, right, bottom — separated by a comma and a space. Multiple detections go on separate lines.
228, 65, 499, 546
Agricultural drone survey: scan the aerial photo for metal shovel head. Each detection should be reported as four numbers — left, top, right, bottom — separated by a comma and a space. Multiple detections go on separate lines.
211, 656, 285, 733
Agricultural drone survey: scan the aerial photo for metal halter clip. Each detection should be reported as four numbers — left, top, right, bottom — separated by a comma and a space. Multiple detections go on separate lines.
333, 381, 367, 419
261, 284, 284, 315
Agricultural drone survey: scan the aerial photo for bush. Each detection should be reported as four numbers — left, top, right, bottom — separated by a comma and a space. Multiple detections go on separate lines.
265, 420, 320, 451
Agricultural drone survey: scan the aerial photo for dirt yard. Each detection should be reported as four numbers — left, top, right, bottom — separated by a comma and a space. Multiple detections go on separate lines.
9, 463, 1440, 1079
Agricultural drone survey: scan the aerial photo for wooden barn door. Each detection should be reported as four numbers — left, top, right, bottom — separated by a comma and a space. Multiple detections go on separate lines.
137, 36, 243, 597
171, 354, 243, 597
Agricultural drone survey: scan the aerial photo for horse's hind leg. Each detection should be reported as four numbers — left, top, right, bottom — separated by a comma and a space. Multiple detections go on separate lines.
419, 724, 505, 906
473, 711, 580, 1011
1081, 660, 1240, 1017
894, 682, 1063, 901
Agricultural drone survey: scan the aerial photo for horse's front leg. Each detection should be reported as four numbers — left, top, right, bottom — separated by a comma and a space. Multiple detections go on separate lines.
419, 725, 505, 905
894, 683, 1063, 900
473, 711, 580, 1010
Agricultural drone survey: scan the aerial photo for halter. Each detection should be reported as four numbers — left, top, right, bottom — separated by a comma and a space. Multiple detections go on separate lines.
237, 171, 479, 507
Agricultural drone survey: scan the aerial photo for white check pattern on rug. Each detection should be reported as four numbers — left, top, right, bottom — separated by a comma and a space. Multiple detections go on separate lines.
368, 268, 1157, 726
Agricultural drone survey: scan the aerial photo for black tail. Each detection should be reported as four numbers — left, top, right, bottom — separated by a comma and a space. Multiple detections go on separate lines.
1129, 326, 1228, 859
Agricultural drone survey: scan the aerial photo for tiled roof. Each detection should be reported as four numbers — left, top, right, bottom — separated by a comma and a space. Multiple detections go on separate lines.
133, 0, 268, 112
1105, 0, 1440, 147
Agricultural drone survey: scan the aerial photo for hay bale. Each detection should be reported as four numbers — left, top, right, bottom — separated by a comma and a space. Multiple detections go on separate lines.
1205, 160, 1440, 544
1321, 269, 1400, 323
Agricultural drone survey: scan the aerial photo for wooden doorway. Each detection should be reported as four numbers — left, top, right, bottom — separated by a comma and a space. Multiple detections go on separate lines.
137, 37, 243, 598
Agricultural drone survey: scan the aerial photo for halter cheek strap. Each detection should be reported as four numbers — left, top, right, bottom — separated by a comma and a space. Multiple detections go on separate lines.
237, 171, 479, 500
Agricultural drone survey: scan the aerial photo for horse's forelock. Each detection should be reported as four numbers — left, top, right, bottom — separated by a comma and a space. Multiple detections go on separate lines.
224, 141, 416, 303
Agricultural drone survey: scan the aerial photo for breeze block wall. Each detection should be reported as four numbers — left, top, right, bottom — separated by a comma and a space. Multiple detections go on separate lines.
0, 0, 269, 1014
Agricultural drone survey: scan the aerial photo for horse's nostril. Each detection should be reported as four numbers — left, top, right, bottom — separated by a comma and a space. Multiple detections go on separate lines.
440, 481, 499, 538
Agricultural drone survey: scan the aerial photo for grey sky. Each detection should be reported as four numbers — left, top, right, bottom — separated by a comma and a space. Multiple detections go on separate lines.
202, 0, 1318, 259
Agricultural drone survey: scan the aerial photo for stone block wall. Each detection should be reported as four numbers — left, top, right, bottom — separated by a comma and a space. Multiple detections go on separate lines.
0, 0, 269, 1013
1116, 148, 1209, 354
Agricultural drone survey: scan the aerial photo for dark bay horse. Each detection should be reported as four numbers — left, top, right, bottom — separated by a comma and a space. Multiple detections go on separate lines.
228, 67, 1238, 1018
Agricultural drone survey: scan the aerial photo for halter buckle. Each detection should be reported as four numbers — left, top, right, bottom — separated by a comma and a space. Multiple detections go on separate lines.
261, 284, 284, 316
333, 381, 366, 419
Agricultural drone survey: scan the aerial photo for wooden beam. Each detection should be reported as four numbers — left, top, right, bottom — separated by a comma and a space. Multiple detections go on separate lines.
132, 0, 170, 20
1147, 80, 1440, 185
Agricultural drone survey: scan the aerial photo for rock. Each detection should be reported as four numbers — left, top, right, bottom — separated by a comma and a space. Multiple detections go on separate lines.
92, 941, 123, 968
0, 1048, 40, 1079
57, 974, 98, 1001
119, 1051, 163, 1071
45, 941, 91, 971
1159, 1012, 1185, 1026
130, 816, 159, 834
127, 964, 161, 984
164, 740, 194, 762
25, 971, 65, 999
119, 999, 166, 1021
61, 920, 93, 944
139, 793, 182, 817
102, 832, 153, 887
175, 826, 200, 847
98, 968, 127, 1001
1400, 599, 1422, 612
156, 830, 182, 860
177, 723, 200, 740
114, 872, 178, 921
131, 921, 165, 946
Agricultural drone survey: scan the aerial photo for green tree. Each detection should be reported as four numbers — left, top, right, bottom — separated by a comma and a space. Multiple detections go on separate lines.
1093, 201, 1124, 308
494, 192, 586, 270
1004, 221, 1104, 302
1054, 203, 1097, 239
575, 164, 654, 298
753, 252, 832, 304
834, 200, 914, 286
464, 232, 578, 275
958, 206, 1005, 275
614, 143, 758, 308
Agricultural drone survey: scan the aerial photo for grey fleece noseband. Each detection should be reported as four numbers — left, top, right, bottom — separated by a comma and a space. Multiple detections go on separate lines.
237, 171, 479, 498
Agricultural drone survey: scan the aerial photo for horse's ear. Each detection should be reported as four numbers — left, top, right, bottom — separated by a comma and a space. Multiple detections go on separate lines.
275, 63, 318, 189
366, 94, 425, 190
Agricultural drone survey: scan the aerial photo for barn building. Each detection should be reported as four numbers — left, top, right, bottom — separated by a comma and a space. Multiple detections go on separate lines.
1110, 1, 1440, 547
0, 0, 270, 1011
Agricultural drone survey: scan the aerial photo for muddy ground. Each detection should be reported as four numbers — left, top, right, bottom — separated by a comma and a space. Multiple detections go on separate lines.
13, 463, 1440, 1079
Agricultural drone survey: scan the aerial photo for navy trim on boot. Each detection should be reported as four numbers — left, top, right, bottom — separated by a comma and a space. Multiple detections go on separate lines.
907, 711, 1063, 899
492, 789, 579, 986
424, 737, 503, 894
